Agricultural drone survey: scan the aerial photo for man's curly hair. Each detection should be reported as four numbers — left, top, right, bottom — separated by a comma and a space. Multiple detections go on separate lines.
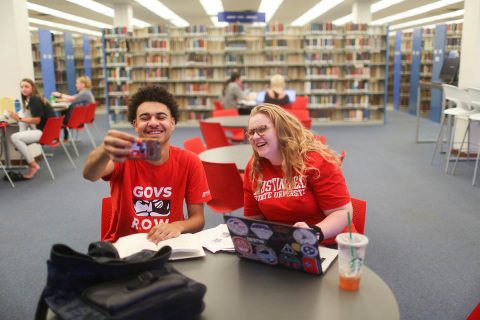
127, 85, 178, 124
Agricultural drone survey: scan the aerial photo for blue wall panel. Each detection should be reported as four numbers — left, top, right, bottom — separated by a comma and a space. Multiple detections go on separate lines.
83, 36, 92, 78
38, 29, 56, 98
64, 33, 76, 95
408, 28, 423, 115
430, 24, 447, 123
393, 32, 402, 111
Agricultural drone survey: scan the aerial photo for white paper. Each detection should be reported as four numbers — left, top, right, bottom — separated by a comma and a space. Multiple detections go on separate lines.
195, 224, 235, 253
113, 233, 205, 260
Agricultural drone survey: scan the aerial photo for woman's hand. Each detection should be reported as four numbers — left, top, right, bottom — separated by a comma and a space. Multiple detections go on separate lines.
7, 110, 20, 122
293, 221, 309, 229
52, 91, 62, 98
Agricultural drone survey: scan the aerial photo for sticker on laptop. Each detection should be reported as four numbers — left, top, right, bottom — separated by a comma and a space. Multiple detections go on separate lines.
232, 236, 253, 254
302, 257, 321, 274
250, 223, 274, 240
226, 217, 249, 236
293, 228, 317, 245
300, 244, 319, 257
280, 243, 296, 255
255, 244, 278, 265
279, 254, 302, 269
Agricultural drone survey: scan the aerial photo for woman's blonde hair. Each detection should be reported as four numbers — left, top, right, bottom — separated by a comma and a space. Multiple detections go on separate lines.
77, 76, 92, 89
249, 103, 341, 192
270, 74, 286, 93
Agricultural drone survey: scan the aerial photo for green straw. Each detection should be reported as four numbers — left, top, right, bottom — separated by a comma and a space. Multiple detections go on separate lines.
347, 211, 356, 261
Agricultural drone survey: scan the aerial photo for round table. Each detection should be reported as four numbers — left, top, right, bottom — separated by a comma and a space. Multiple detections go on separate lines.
174, 252, 400, 320
199, 144, 252, 171
203, 115, 250, 129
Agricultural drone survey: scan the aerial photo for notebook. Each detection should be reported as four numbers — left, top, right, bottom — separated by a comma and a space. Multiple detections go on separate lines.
223, 215, 337, 275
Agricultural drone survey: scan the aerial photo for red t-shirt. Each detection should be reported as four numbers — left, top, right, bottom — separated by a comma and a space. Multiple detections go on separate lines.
103, 146, 212, 242
243, 152, 350, 226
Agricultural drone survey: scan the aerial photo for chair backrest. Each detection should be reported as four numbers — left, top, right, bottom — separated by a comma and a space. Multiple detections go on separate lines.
183, 136, 206, 154
39, 116, 64, 146
84, 102, 97, 124
291, 96, 308, 110
351, 197, 366, 234
442, 84, 472, 111
213, 109, 239, 117
101, 197, 112, 240
286, 109, 312, 129
213, 100, 224, 111
67, 106, 88, 129
199, 120, 231, 149
202, 161, 244, 213
466, 87, 480, 112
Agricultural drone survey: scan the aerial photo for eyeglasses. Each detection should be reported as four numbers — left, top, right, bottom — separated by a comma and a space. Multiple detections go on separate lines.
246, 125, 269, 138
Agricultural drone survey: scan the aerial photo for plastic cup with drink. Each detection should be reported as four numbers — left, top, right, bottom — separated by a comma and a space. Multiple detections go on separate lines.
335, 232, 369, 291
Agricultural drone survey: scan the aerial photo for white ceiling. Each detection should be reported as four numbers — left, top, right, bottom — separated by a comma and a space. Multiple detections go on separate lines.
27, 0, 465, 35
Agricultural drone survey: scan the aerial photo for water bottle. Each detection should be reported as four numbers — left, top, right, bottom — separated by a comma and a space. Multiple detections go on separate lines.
14, 99, 21, 113
50, 95, 56, 104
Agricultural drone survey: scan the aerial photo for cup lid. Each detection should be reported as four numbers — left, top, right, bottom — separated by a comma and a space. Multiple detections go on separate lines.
335, 233, 369, 247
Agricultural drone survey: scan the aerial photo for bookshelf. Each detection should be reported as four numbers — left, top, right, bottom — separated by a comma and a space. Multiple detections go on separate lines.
418, 28, 434, 115
103, 27, 131, 127
400, 31, 412, 111
91, 37, 105, 111
102, 23, 388, 127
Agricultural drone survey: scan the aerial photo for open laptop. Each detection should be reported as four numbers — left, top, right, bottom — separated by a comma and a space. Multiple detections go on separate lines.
223, 215, 337, 275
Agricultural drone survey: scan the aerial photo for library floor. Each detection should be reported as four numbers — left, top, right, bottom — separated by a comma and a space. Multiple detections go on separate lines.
0, 111, 478, 320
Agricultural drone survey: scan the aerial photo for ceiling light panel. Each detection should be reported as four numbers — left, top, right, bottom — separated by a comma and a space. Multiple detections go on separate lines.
27, 2, 111, 29
63, 0, 150, 28
134, 0, 189, 27
333, 0, 405, 25
28, 17, 101, 36
390, 9, 464, 30
373, 0, 463, 25
291, 0, 344, 26
258, 0, 284, 22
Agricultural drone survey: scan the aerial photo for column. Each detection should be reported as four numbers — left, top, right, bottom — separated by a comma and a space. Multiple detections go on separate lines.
352, 0, 372, 24
452, 0, 480, 152
458, 0, 480, 88
0, 0, 34, 99
113, 3, 133, 31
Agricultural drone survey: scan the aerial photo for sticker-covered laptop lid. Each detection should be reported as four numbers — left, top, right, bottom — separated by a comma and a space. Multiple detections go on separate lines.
224, 215, 333, 275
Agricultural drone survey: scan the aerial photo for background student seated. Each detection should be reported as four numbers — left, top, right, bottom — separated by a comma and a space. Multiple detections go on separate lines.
8, 78, 55, 179
83, 85, 212, 243
263, 74, 290, 107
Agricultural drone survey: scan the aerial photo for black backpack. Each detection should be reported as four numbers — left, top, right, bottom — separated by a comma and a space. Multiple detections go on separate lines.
35, 242, 206, 320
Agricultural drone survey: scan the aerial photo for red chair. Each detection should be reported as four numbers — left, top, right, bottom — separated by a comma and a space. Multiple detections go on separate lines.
467, 303, 480, 320
83, 102, 98, 148
39, 116, 77, 180
101, 197, 112, 240
183, 136, 206, 155
287, 109, 312, 129
212, 109, 245, 142
315, 135, 326, 144
202, 161, 244, 214
213, 100, 224, 111
350, 197, 366, 235
291, 96, 308, 110
65, 106, 88, 157
199, 121, 231, 149
321, 197, 366, 246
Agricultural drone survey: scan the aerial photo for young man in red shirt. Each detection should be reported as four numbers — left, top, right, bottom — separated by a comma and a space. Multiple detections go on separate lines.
83, 85, 211, 243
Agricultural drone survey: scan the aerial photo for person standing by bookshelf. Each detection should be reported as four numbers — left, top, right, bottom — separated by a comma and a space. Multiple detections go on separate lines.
243, 104, 352, 245
83, 85, 211, 243
222, 71, 246, 109
8, 78, 56, 179
264, 74, 290, 107
52, 76, 95, 141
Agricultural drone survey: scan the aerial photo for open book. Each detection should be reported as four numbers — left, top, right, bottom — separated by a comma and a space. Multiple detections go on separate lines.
113, 233, 205, 260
